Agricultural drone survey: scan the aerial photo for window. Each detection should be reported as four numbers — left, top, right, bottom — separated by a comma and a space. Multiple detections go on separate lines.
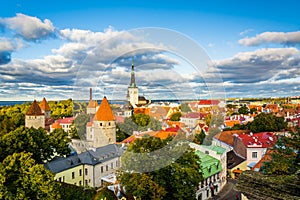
252, 152, 258, 159
106, 165, 108, 171
79, 181, 82, 186
79, 169, 82, 176
58, 177, 62, 182
72, 172, 75, 179
111, 162, 113, 169
85, 168, 88, 175
101, 166, 103, 173
85, 180, 88, 186
100, 123, 102, 126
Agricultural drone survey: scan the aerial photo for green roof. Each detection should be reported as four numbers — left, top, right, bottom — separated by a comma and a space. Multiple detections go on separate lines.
195, 150, 222, 179
200, 145, 226, 155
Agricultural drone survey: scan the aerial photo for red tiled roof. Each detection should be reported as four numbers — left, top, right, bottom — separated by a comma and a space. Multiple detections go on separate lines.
39, 97, 51, 111
56, 117, 74, 124
94, 96, 115, 121
238, 132, 276, 148
26, 100, 44, 116
87, 100, 98, 108
199, 100, 220, 105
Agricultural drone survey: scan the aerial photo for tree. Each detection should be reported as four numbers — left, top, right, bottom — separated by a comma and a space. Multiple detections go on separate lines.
0, 126, 70, 163
0, 152, 61, 200
263, 128, 300, 175
249, 113, 287, 133
118, 137, 203, 200
205, 114, 224, 127
73, 113, 90, 139
117, 114, 162, 136
193, 129, 206, 144
180, 103, 191, 113
238, 105, 249, 114
169, 112, 181, 121
132, 113, 151, 127
250, 107, 257, 114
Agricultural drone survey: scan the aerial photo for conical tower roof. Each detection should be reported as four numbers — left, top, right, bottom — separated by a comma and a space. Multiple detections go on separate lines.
39, 97, 51, 111
94, 96, 115, 121
26, 100, 44, 116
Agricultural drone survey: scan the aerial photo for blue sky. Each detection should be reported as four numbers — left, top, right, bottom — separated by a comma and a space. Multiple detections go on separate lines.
1, 0, 300, 100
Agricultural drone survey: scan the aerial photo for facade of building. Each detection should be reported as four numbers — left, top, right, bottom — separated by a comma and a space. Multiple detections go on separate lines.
195, 150, 223, 200
50, 117, 74, 133
86, 96, 116, 149
25, 100, 45, 129
45, 144, 122, 188
233, 132, 276, 167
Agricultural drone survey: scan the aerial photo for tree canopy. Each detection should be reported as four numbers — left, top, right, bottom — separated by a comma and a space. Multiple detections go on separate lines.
169, 112, 182, 121
263, 128, 300, 175
249, 113, 287, 133
0, 126, 70, 163
118, 136, 203, 200
118, 114, 162, 135
238, 105, 249, 114
0, 152, 61, 200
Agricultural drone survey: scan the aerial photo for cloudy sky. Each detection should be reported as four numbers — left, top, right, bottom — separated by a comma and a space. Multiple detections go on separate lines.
1, 0, 300, 101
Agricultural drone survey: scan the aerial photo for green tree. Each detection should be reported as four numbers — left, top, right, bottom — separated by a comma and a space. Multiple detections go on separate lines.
263, 129, 300, 175
238, 105, 249, 114
118, 137, 203, 200
249, 113, 287, 133
193, 129, 206, 144
205, 114, 224, 127
0, 126, 70, 163
0, 152, 61, 200
169, 112, 182, 121
133, 113, 151, 127
250, 107, 257, 114
73, 113, 90, 139
180, 103, 191, 113
118, 114, 162, 136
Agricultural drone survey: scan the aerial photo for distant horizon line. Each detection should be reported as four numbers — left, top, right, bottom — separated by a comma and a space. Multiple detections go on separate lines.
0, 96, 299, 102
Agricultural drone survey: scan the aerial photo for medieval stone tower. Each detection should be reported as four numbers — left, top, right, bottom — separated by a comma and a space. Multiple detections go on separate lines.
39, 97, 51, 119
86, 96, 116, 148
127, 60, 139, 107
25, 100, 45, 129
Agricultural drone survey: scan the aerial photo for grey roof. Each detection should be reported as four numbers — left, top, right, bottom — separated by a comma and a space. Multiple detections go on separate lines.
227, 150, 246, 169
45, 144, 122, 173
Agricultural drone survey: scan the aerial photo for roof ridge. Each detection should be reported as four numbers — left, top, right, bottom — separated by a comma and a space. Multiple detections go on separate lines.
26, 100, 44, 116
94, 96, 115, 121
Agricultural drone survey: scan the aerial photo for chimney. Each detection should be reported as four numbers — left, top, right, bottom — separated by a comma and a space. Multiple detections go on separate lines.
90, 88, 92, 101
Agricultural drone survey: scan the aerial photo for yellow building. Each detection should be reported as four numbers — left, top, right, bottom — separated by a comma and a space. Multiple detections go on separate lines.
45, 144, 122, 188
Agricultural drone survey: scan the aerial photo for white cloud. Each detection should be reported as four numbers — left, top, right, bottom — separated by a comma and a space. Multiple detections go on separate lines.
0, 13, 56, 41
239, 31, 300, 46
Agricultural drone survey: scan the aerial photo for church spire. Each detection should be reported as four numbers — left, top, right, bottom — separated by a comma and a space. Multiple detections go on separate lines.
130, 58, 136, 87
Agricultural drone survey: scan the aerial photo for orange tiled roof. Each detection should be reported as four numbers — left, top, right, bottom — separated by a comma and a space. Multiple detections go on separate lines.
252, 149, 274, 171
26, 100, 44, 116
214, 130, 250, 147
87, 100, 98, 108
154, 131, 177, 140
94, 96, 115, 121
39, 97, 51, 111
51, 122, 62, 129
225, 120, 241, 127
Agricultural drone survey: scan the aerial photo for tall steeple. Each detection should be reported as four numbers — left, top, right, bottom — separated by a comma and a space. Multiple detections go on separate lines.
130, 58, 136, 88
